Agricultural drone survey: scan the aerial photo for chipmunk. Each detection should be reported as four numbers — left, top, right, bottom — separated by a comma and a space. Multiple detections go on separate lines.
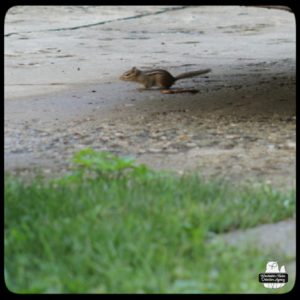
120, 67, 211, 89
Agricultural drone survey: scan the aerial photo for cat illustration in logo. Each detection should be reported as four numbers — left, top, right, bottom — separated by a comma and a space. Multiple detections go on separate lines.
264, 261, 286, 289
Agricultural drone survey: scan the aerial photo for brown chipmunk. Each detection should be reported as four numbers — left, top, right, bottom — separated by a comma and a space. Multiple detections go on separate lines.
120, 67, 211, 89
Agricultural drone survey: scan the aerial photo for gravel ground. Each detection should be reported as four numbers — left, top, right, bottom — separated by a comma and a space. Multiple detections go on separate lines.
5, 68, 296, 189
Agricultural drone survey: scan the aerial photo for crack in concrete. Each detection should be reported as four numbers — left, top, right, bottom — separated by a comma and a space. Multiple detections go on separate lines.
5, 6, 188, 37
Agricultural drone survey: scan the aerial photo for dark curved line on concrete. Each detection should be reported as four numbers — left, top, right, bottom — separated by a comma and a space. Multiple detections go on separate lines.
5, 6, 188, 37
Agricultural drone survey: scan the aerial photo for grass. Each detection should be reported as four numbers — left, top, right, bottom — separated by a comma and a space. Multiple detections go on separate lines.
4, 148, 295, 293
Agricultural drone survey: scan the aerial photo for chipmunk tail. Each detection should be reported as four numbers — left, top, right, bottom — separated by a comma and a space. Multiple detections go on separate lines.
174, 68, 211, 81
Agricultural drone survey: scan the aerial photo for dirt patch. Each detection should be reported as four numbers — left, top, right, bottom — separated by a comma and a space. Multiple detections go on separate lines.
5, 67, 296, 190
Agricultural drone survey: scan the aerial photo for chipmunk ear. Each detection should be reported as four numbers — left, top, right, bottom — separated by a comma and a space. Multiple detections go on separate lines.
132, 66, 140, 74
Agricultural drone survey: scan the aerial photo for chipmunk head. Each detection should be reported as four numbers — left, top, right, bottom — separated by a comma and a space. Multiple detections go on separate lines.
120, 67, 140, 81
